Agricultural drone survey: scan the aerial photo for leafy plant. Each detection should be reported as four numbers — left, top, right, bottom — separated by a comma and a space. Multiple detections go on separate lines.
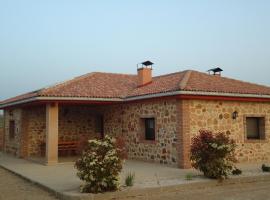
75, 135, 124, 193
125, 172, 135, 186
262, 164, 270, 172
185, 173, 193, 181
190, 130, 237, 180
232, 168, 242, 175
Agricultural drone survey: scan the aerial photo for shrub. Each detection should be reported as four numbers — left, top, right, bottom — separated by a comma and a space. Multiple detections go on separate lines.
262, 164, 270, 172
75, 135, 124, 193
125, 172, 135, 186
232, 168, 242, 175
185, 173, 193, 181
190, 130, 237, 180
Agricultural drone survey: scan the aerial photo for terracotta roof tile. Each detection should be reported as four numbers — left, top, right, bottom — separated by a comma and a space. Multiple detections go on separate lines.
40, 72, 137, 98
1, 70, 270, 106
184, 71, 270, 95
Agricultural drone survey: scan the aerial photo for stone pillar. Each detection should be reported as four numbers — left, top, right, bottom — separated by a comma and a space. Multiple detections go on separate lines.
45, 102, 58, 165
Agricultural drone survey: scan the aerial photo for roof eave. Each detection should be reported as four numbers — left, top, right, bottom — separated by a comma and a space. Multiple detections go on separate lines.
0, 96, 123, 109
125, 90, 270, 101
2, 90, 270, 109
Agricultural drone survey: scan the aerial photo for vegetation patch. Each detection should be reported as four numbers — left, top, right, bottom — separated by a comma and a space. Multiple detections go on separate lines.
185, 173, 193, 181
125, 172, 135, 187
190, 130, 237, 180
75, 136, 125, 193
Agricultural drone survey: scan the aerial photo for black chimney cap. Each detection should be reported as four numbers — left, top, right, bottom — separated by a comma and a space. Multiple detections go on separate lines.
207, 67, 223, 73
141, 60, 154, 66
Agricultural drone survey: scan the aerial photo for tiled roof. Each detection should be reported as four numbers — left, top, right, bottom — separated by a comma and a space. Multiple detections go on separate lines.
184, 71, 270, 95
1, 70, 270, 106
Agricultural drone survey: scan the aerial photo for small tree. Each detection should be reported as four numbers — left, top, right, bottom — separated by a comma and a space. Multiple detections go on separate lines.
190, 130, 237, 180
75, 135, 124, 193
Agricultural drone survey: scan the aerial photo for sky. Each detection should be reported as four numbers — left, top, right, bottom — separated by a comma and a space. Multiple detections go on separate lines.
0, 0, 270, 101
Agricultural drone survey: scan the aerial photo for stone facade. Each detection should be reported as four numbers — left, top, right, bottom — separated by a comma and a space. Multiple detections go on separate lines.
3, 105, 108, 157
188, 99, 270, 164
3, 108, 22, 156
121, 99, 179, 167
3, 97, 270, 168
90, 99, 180, 167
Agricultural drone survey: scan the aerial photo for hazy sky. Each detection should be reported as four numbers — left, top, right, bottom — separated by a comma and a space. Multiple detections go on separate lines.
0, 0, 270, 100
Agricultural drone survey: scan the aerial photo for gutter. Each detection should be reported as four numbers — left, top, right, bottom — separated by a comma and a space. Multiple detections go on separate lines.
125, 90, 270, 101
1, 90, 270, 109
0, 96, 123, 109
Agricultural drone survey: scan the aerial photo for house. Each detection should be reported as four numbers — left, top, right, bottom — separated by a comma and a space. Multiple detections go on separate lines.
1, 61, 270, 168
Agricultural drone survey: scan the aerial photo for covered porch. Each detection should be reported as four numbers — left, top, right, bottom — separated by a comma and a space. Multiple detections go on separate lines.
24, 102, 121, 165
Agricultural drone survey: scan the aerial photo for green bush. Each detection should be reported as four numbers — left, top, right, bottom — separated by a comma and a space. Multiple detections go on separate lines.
185, 173, 193, 181
190, 130, 237, 180
125, 172, 135, 186
75, 135, 124, 193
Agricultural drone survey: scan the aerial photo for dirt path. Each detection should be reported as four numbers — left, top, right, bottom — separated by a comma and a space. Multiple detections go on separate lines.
0, 168, 58, 200
127, 180, 270, 200
1, 165, 270, 200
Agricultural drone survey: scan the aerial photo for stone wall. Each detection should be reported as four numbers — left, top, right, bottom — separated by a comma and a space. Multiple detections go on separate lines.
3, 108, 22, 156
59, 105, 104, 147
2, 99, 182, 167
188, 99, 270, 164
26, 106, 46, 156
3, 105, 106, 157
4, 98, 270, 168
119, 99, 180, 167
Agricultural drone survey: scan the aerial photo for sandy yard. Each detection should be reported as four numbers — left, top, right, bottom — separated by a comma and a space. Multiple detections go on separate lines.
0, 168, 58, 200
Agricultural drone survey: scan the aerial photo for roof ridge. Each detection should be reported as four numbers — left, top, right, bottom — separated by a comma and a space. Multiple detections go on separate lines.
153, 70, 189, 79
179, 70, 192, 90
93, 71, 136, 76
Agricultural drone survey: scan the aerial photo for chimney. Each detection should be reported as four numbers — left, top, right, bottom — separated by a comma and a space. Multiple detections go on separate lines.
207, 67, 223, 76
137, 61, 153, 86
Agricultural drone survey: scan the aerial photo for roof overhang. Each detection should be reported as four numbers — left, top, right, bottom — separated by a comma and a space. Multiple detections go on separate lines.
2, 90, 270, 109
0, 96, 123, 109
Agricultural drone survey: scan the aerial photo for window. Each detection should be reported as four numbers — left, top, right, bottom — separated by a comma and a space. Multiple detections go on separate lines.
246, 117, 265, 140
143, 118, 155, 141
9, 120, 15, 140
95, 115, 104, 139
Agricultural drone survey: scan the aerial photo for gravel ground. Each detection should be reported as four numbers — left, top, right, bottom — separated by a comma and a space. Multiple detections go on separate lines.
0, 168, 58, 200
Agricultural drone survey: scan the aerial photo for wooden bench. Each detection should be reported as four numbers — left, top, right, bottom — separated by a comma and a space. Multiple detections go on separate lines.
58, 141, 78, 156
40, 141, 79, 156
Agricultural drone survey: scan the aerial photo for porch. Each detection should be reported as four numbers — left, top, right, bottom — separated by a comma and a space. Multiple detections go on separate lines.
20, 102, 121, 165
0, 152, 201, 192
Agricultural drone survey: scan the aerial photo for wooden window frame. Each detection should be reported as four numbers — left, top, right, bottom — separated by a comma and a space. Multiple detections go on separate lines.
139, 115, 156, 143
244, 115, 266, 142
